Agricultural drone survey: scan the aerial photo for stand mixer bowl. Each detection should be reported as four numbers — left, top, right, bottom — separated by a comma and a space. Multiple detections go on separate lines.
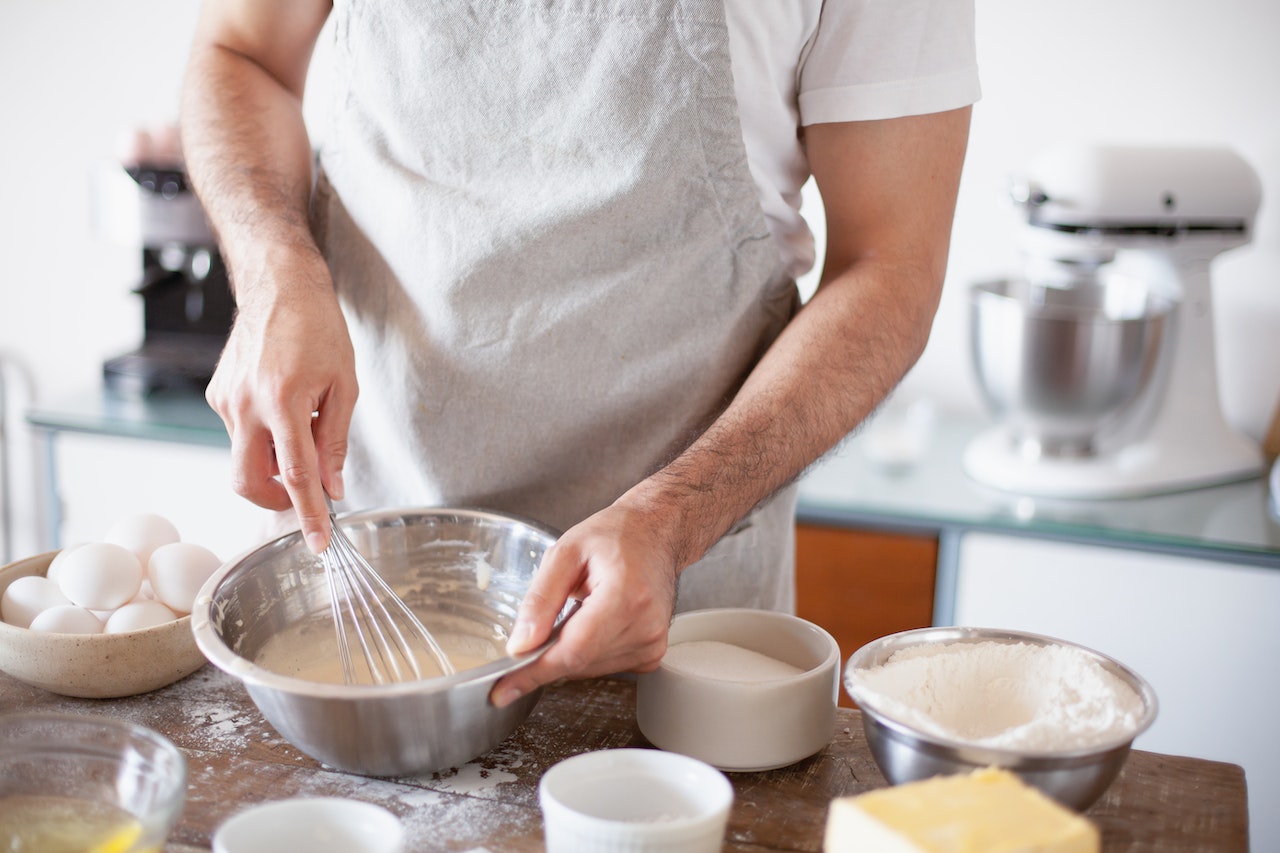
969, 275, 1176, 458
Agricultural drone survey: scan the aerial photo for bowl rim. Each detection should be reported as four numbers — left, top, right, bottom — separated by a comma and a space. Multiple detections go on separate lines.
843, 625, 1159, 759
969, 277, 1178, 324
191, 505, 574, 698
660, 606, 841, 683
0, 709, 186, 756
213, 796, 404, 852
538, 747, 734, 833
0, 710, 188, 814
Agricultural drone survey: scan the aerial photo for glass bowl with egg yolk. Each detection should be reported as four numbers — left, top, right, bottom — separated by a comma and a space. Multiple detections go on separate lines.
0, 713, 186, 853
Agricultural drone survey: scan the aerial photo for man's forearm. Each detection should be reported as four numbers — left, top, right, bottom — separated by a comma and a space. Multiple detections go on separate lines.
623, 108, 971, 572
181, 42, 322, 298
621, 257, 941, 570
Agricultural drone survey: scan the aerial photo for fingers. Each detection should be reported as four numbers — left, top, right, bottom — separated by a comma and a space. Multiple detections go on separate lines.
204, 282, 357, 553
272, 411, 332, 554
223, 409, 338, 553
491, 596, 670, 708
227, 422, 292, 512
313, 383, 356, 503
490, 516, 678, 708
505, 542, 583, 656
210, 371, 291, 511
211, 367, 333, 552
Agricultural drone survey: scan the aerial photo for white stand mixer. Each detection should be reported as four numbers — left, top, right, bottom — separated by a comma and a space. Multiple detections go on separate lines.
964, 144, 1265, 498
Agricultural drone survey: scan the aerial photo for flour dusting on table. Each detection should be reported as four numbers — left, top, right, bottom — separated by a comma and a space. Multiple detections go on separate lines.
430, 761, 519, 795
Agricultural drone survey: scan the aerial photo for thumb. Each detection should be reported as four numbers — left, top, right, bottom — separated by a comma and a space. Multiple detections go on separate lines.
507, 543, 580, 655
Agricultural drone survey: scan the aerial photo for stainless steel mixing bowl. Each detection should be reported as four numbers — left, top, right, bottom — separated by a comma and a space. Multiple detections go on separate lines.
844, 627, 1158, 811
970, 276, 1175, 457
191, 506, 568, 777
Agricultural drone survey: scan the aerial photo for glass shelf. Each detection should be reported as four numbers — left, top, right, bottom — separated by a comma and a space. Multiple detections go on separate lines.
798, 412, 1280, 566
26, 388, 229, 448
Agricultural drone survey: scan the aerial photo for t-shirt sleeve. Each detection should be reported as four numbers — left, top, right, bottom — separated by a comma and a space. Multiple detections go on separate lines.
798, 0, 981, 125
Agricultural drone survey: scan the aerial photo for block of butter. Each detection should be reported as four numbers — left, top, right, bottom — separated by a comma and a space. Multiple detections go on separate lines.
824, 767, 1100, 853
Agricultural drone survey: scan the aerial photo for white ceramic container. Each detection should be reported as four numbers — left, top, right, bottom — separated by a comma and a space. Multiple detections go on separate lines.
636, 608, 840, 772
213, 797, 404, 853
539, 748, 733, 853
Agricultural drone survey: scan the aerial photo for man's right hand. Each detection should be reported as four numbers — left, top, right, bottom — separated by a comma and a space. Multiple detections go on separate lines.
205, 251, 357, 555
182, 0, 339, 552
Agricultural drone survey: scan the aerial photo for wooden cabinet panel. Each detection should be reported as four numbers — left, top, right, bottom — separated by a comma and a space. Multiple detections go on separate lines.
795, 523, 938, 707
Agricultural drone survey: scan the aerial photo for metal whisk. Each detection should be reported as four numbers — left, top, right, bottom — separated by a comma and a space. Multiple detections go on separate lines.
320, 495, 455, 685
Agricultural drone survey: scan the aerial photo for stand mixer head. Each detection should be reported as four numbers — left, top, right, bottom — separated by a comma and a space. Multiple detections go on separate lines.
964, 144, 1264, 498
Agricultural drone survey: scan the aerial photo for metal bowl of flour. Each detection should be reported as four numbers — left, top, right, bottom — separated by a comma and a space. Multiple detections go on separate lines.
191, 506, 570, 777
844, 626, 1158, 810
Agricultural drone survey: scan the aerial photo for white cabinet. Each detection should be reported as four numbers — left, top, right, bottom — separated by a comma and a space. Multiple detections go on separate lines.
51, 432, 275, 565
953, 531, 1280, 852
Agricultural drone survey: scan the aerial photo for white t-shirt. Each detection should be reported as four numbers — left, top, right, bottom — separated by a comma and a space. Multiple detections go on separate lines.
305, 0, 980, 279
727, 0, 981, 278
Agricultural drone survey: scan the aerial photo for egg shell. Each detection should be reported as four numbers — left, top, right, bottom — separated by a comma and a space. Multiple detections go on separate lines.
105, 600, 178, 634
56, 542, 145, 610
29, 604, 105, 634
44, 543, 85, 586
148, 542, 221, 614
105, 513, 181, 566
1, 575, 72, 628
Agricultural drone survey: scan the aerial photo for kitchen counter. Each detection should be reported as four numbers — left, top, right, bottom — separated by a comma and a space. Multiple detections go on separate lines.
2, 667, 1248, 852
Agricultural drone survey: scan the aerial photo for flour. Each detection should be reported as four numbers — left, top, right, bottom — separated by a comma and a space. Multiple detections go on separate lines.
849, 641, 1145, 751
662, 640, 804, 682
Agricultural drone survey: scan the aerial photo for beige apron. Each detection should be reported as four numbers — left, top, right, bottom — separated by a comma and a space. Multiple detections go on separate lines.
314, 0, 801, 612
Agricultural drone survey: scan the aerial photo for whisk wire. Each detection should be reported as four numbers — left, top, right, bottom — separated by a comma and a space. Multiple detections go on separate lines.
321, 548, 358, 683
320, 497, 456, 685
335, 532, 426, 682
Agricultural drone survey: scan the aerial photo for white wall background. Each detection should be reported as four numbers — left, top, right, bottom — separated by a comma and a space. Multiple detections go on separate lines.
1, 0, 1279, 534
815, 0, 1280, 441
0, 1, 201, 401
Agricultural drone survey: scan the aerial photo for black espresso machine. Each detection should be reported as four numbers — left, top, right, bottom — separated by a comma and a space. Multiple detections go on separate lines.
97, 127, 233, 397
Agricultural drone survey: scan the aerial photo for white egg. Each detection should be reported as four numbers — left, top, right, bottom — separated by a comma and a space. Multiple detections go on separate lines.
45, 543, 86, 586
148, 542, 221, 614
28, 604, 104, 634
104, 513, 181, 566
1, 575, 72, 628
56, 542, 145, 610
104, 600, 178, 633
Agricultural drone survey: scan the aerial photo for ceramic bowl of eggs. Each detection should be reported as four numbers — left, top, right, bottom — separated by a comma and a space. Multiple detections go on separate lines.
636, 608, 841, 772
0, 513, 218, 698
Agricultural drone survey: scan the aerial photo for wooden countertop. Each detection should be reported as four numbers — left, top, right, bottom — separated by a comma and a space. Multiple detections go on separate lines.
2, 667, 1248, 852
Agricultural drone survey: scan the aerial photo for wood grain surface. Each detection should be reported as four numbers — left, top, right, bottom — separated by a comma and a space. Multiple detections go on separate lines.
1, 667, 1248, 852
